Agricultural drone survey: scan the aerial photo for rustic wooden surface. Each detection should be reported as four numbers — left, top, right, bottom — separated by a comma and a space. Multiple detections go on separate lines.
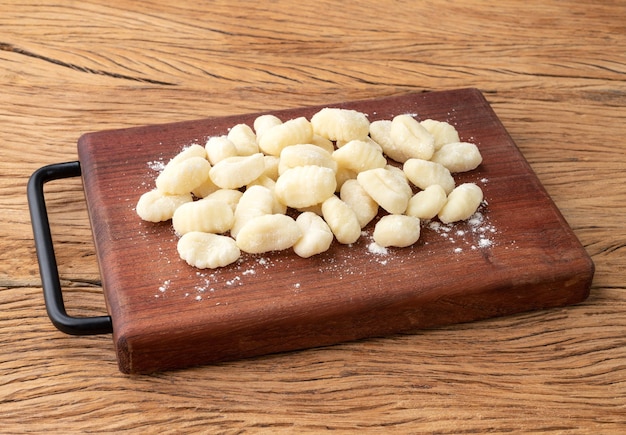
1, 0, 624, 432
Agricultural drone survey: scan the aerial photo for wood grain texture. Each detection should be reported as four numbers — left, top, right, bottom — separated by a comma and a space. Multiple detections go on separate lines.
1, 0, 625, 432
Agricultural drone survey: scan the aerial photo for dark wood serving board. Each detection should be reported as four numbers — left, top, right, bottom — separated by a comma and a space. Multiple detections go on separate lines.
77, 88, 594, 374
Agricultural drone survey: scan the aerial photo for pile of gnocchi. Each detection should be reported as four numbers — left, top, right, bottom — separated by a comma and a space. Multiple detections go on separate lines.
136, 108, 484, 269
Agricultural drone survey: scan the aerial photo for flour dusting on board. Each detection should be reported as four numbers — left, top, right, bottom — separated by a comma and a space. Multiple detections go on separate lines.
425, 201, 501, 255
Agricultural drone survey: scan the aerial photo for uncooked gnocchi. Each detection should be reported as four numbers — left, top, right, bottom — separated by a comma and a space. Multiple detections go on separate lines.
262, 155, 280, 180
321, 195, 361, 245
258, 116, 313, 156
172, 199, 234, 235
156, 156, 211, 195
136, 189, 192, 222
275, 165, 337, 209
310, 134, 335, 154
293, 212, 334, 258
339, 179, 379, 228
311, 108, 370, 142
209, 153, 265, 189
231, 185, 276, 238
205, 135, 238, 165
253, 114, 282, 138
356, 167, 412, 214
177, 231, 241, 269
227, 123, 259, 156
373, 215, 421, 248
438, 183, 484, 223
332, 139, 387, 173
420, 119, 461, 150
403, 158, 455, 194
369, 120, 404, 163
138, 105, 487, 271
390, 114, 435, 161
431, 142, 483, 173
278, 144, 337, 175
236, 214, 302, 254
405, 184, 447, 220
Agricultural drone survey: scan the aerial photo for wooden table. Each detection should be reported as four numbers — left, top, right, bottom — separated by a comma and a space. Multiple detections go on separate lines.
1, 0, 624, 432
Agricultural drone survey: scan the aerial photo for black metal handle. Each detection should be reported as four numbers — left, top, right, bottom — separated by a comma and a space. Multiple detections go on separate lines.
27, 161, 113, 335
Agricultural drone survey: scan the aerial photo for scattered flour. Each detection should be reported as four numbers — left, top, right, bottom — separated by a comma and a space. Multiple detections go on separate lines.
426, 203, 501, 254
147, 159, 166, 172
158, 279, 171, 293
368, 242, 388, 255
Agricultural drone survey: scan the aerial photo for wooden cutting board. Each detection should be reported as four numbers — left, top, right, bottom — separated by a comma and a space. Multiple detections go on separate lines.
77, 88, 594, 374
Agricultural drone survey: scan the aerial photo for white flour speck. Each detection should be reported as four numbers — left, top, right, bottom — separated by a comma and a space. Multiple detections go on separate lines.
368, 242, 388, 255
158, 279, 171, 293
147, 160, 166, 172
478, 238, 493, 248
226, 276, 241, 286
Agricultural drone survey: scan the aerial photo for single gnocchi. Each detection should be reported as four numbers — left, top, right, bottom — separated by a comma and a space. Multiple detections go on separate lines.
253, 114, 282, 138
172, 199, 234, 235
403, 158, 455, 194
310, 108, 370, 142
262, 155, 281, 180
177, 231, 241, 269
334, 166, 358, 192
369, 120, 404, 163
373, 215, 421, 248
339, 179, 379, 228
389, 114, 435, 161
438, 183, 484, 223
420, 119, 460, 150
258, 116, 313, 156
278, 144, 337, 175
236, 214, 302, 254
321, 195, 361, 245
205, 135, 238, 165
405, 184, 447, 220
310, 134, 335, 154
156, 156, 212, 195
357, 167, 412, 215
332, 139, 387, 173
275, 165, 337, 209
227, 123, 259, 156
209, 153, 265, 189
136, 189, 192, 222
250, 178, 287, 215
293, 212, 334, 258
431, 142, 483, 173
231, 185, 276, 238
